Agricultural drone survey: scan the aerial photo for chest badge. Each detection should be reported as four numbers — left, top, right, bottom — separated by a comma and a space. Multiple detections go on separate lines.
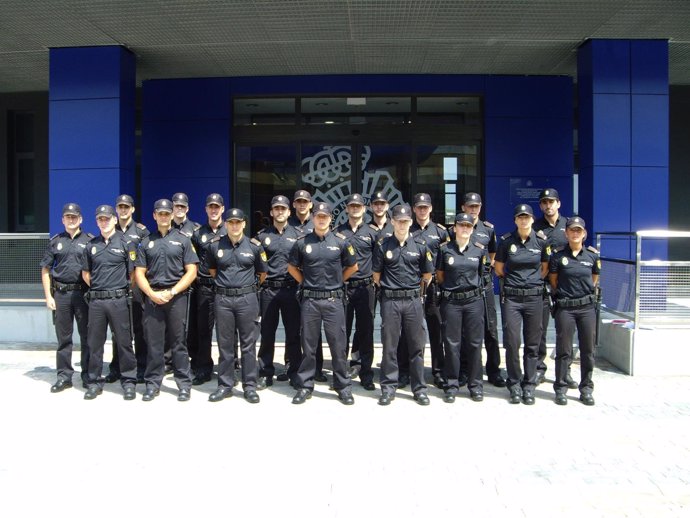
217, 249, 224, 258
426, 251, 432, 262
448, 256, 454, 265
148, 241, 154, 249
264, 237, 271, 246
385, 250, 393, 259
201, 235, 207, 243
306, 244, 312, 254
57, 242, 63, 251
510, 244, 517, 253
91, 246, 97, 255
562, 257, 569, 265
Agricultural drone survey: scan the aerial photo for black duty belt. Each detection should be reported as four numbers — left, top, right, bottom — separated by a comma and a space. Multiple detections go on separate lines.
215, 285, 257, 297
503, 287, 542, 297
197, 277, 215, 286
557, 294, 596, 308
302, 289, 344, 299
89, 289, 128, 299
53, 281, 86, 292
348, 277, 373, 288
383, 288, 420, 299
482, 273, 494, 282
442, 288, 481, 300
150, 285, 176, 290
263, 279, 298, 289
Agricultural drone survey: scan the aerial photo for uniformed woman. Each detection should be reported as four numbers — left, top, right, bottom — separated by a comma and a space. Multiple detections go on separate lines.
436, 213, 488, 403
495, 204, 550, 405
548, 216, 600, 406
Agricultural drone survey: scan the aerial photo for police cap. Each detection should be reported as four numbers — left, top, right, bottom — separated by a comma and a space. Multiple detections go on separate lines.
413, 193, 432, 207
463, 192, 482, 206
455, 213, 474, 226
206, 193, 224, 206
346, 193, 365, 206
95, 205, 116, 218
154, 199, 173, 213
370, 191, 388, 203
271, 195, 290, 208
115, 194, 134, 207
293, 190, 311, 202
514, 204, 534, 217
224, 208, 245, 221
539, 188, 560, 201
62, 203, 81, 216
171, 193, 189, 206
312, 202, 331, 216
566, 216, 586, 229
391, 204, 413, 221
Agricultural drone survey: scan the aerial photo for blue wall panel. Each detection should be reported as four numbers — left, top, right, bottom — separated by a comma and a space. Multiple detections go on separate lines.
144, 78, 231, 121
592, 94, 631, 166
631, 167, 668, 230
631, 95, 669, 167
631, 40, 669, 95
484, 76, 572, 118
592, 166, 631, 232
589, 40, 630, 94
49, 46, 128, 101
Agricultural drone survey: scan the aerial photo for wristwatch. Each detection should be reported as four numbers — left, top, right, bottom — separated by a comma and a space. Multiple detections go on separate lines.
170, 288, 177, 297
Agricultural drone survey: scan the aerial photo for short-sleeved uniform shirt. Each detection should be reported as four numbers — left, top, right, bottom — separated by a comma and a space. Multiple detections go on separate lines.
549, 245, 601, 299
436, 241, 488, 292
287, 214, 314, 234
172, 218, 200, 239
82, 232, 135, 290
496, 230, 550, 289
373, 235, 434, 290
411, 220, 450, 266
336, 221, 378, 279
472, 220, 497, 255
136, 228, 199, 286
193, 223, 226, 279
289, 231, 356, 290
40, 230, 92, 283
117, 220, 149, 247
533, 215, 568, 251
255, 224, 303, 282
371, 219, 394, 240
206, 235, 267, 289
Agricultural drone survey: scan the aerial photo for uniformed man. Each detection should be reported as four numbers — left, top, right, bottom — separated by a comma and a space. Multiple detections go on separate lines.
373, 204, 434, 406
533, 188, 575, 388
411, 193, 450, 389
548, 216, 600, 406
495, 204, 550, 405
105, 194, 149, 384
436, 213, 488, 402
171, 192, 201, 373
206, 208, 267, 403
81, 205, 137, 400
135, 199, 199, 402
256, 195, 303, 388
337, 193, 378, 391
287, 202, 358, 405
369, 191, 394, 237
190, 193, 226, 385
287, 189, 315, 233
40, 203, 91, 392
460, 193, 507, 387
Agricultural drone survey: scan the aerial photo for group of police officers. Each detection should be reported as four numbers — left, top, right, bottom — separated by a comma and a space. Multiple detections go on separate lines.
41, 187, 600, 406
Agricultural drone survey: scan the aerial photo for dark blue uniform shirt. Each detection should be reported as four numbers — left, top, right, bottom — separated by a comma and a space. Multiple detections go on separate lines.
135, 228, 199, 286
336, 221, 378, 279
533, 215, 568, 251
207, 235, 267, 288
82, 232, 134, 290
172, 218, 200, 239
411, 220, 450, 265
287, 214, 314, 233
117, 220, 149, 246
373, 235, 434, 290
549, 245, 601, 299
289, 231, 356, 290
40, 229, 92, 283
436, 240, 488, 291
193, 223, 226, 279
256, 224, 303, 281
496, 230, 550, 289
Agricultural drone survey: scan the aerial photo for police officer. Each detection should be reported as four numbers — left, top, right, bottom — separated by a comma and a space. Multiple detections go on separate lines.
369, 191, 394, 237
256, 195, 303, 387
81, 205, 137, 400
460, 192, 506, 387
437, 213, 488, 403
495, 204, 550, 405
105, 194, 149, 384
206, 208, 267, 404
190, 193, 226, 385
135, 199, 199, 402
411, 193, 450, 389
171, 192, 201, 373
533, 188, 574, 387
288, 202, 358, 405
288, 189, 314, 233
337, 193, 378, 391
548, 216, 600, 406
40, 203, 91, 392
373, 204, 433, 406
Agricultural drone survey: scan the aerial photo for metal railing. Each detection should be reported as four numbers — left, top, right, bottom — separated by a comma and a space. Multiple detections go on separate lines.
0, 233, 49, 301
596, 230, 690, 330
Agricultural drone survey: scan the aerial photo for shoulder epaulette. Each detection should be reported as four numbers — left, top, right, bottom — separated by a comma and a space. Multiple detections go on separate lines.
250, 238, 261, 246
536, 230, 547, 240
136, 222, 147, 230
474, 242, 485, 250
414, 236, 427, 246
86, 232, 95, 239
368, 223, 379, 231
49, 233, 60, 241
297, 234, 306, 241
501, 232, 512, 240
335, 232, 346, 240
436, 222, 446, 230
440, 241, 449, 248
552, 246, 564, 254
484, 221, 494, 229
209, 235, 222, 244
587, 245, 600, 254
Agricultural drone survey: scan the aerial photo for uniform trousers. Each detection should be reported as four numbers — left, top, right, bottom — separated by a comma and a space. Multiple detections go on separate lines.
461, 277, 501, 380
215, 292, 260, 390
501, 294, 543, 391
53, 288, 90, 383
143, 294, 192, 390
109, 287, 147, 378
192, 283, 216, 377
345, 283, 375, 384
86, 296, 136, 388
297, 297, 351, 392
257, 286, 301, 380
442, 296, 484, 394
537, 294, 550, 374
380, 296, 428, 396
554, 304, 595, 395
424, 281, 445, 377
